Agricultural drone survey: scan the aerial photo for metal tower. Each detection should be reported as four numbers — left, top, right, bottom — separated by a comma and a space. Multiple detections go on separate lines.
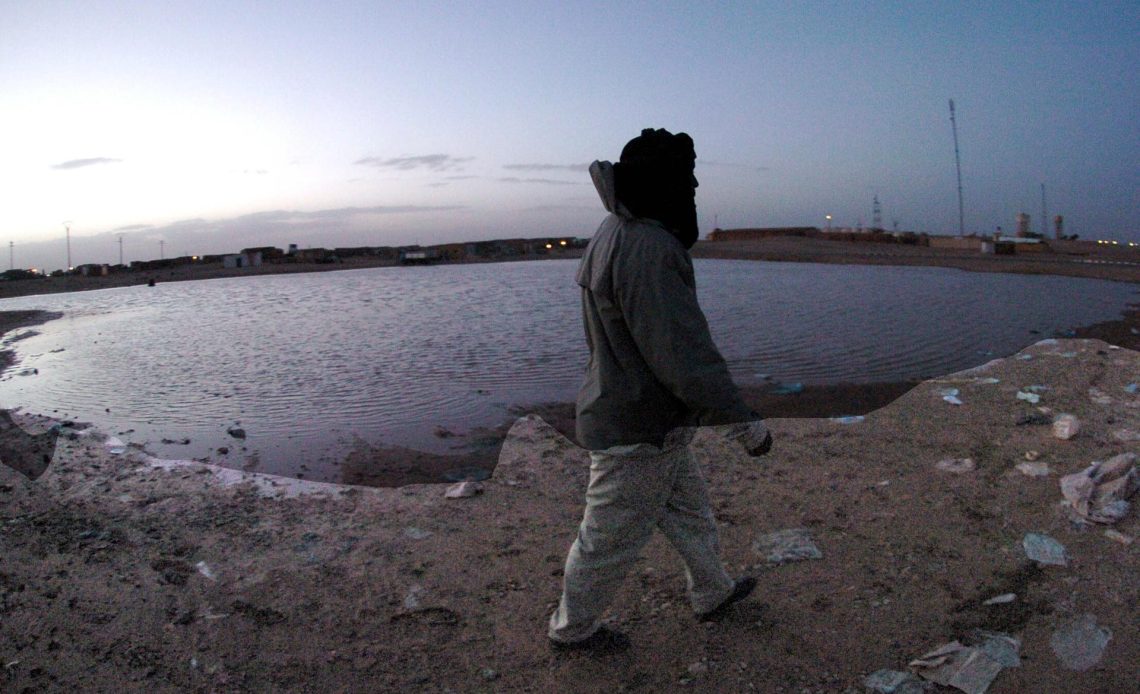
949, 99, 964, 236
872, 195, 883, 231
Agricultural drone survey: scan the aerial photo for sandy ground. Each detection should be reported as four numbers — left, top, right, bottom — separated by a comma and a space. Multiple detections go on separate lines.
1, 338, 1137, 692
2, 249, 1139, 691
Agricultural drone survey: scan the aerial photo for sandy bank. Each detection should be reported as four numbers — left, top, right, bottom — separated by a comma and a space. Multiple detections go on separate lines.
2, 338, 1137, 691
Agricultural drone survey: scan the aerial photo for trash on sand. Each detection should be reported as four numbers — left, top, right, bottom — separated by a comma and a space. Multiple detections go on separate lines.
404, 527, 432, 540
1023, 384, 1049, 393
772, 381, 804, 395
1016, 353, 1034, 361
1125, 383, 1139, 394
1016, 462, 1050, 477
195, 561, 217, 581
753, 528, 822, 564
1022, 533, 1068, 566
937, 387, 960, 397
908, 640, 1006, 694
1059, 452, 1138, 524
982, 593, 1016, 606
1052, 414, 1080, 440
863, 669, 929, 693
444, 480, 483, 499
1050, 613, 1112, 671
1023, 450, 1041, 461
1113, 428, 1140, 442
830, 415, 865, 424
1015, 412, 1052, 426
1104, 529, 1134, 545
1088, 387, 1115, 405
403, 585, 424, 610
943, 395, 964, 406
972, 631, 1022, 668
936, 458, 976, 473
105, 437, 127, 455
1015, 391, 1040, 404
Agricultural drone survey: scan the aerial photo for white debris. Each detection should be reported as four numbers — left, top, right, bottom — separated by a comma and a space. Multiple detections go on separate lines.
1050, 614, 1112, 671
1052, 414, 1080, 440
936, 458, 976, 473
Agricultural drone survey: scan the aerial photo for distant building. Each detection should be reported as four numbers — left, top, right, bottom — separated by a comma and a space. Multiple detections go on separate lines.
223, 251, 262, 269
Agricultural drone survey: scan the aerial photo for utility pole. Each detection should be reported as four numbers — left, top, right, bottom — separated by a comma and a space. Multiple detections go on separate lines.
949, 99, 964, 236
118, 235, 124, 266
63, 222, 72, 270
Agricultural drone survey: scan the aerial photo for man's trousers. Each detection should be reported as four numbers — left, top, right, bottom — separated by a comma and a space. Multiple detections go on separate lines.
548, 443, 735, 643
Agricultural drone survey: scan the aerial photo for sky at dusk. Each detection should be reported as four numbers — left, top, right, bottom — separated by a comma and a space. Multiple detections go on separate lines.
2, 1, 1137, 271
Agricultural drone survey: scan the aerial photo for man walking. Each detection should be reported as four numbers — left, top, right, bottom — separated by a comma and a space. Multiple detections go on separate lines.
548, 128, 772, 654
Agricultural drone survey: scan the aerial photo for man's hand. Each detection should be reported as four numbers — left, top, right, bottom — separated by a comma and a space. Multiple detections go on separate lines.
724, 420, 772, 457
747, 430, 772, 457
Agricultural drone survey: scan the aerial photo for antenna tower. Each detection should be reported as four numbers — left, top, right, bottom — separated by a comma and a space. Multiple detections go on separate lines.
949, 99, 964, 236
872, 195, 883, 231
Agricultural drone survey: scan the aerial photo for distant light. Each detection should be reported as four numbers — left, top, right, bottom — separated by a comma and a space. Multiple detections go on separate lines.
545, 243, 553, 249
560, 240, 567, 246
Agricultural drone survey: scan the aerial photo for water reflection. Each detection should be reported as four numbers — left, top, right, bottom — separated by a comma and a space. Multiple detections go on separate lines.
0, 259, 1133, 482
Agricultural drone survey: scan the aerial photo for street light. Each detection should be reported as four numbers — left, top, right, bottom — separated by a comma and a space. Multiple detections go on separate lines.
825, 215, 832, 232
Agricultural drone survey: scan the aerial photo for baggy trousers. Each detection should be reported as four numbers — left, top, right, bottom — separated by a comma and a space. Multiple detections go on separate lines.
548, 443, 735, 643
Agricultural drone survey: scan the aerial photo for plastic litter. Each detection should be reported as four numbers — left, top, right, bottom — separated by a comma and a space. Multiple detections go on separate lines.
1059, 452, 1138, 524
1022, 450, 1041, 461
1023, 384, 1049, 393
1015, 412, 1052, 426
772, 382, 804, 395
403, 527, 432, 540
936, 458, 976, 473
1088, 387, 1114, 405
1015, 462, 1050, 477
1104, 529, 1134, 545
752, 528, 822, 564
943, 395, 964, 406
829, 415, 865, 424
937, 387, 959, 397
1015, 391, 1040, 404
1015, 353, 1034, 361
982, 593, 1016, 606
863, 669, 929, 693
105, 437, 127, 455
195, 561, 217, 581
973, 631, 1021, 668
1113, 428, 1140, 442
908, 640, 1005, 694
1051, 414, 1080, 440
1050, 614, 1111, 671
403, 585, 424, 610
444, 480, 483, 499
1125, 383, 1139, 394
1022, 533, 1068, 566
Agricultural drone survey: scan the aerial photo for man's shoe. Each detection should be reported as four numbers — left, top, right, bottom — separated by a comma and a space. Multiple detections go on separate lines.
697, 576, 757, 622
549, 626, 631, 655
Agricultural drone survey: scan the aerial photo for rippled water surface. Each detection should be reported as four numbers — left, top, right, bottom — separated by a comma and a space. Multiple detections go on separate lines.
0, 259, 1134, 480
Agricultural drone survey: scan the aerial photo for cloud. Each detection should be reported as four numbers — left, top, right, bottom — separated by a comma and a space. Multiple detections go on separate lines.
497, 177, 581, 186
354, 154, 473, 171
502, 163, 591, 172
52, 157, 122, 170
